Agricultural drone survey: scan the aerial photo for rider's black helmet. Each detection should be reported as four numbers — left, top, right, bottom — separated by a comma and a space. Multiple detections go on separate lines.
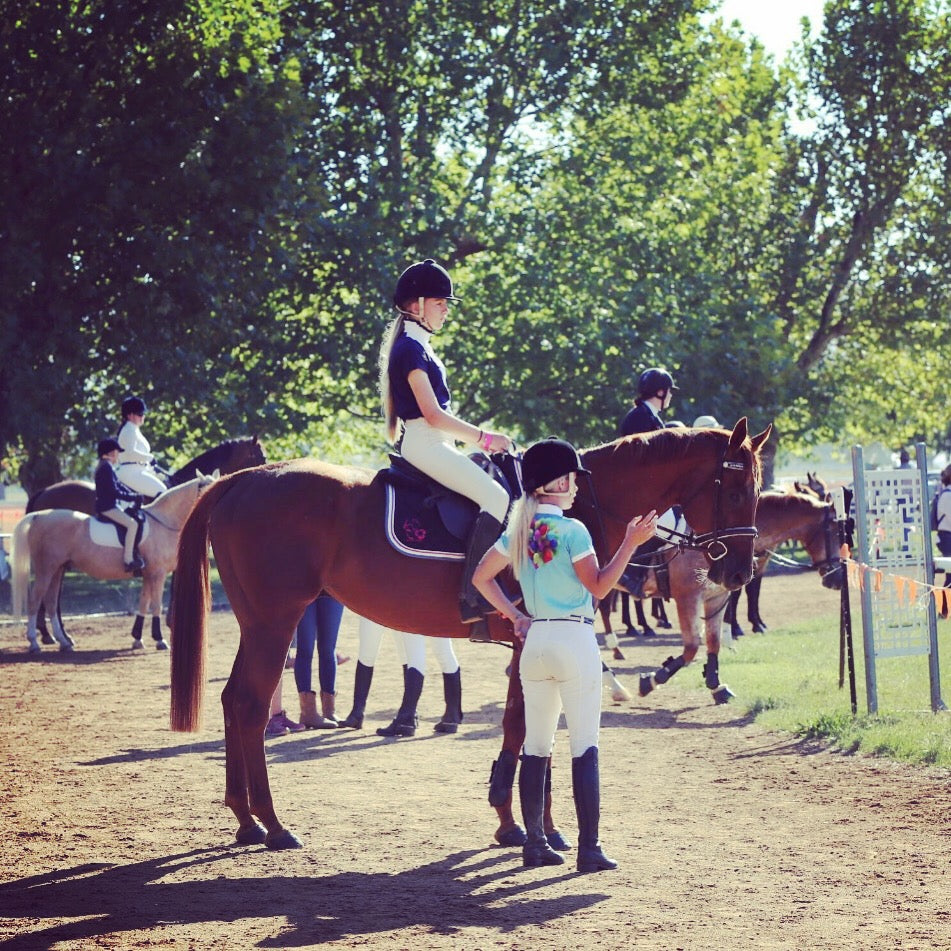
637, 368, 678, 399
522, 438, 589, 494
121, 396, 147, 417
393, 259, 461, 308
97, 437, 121, 456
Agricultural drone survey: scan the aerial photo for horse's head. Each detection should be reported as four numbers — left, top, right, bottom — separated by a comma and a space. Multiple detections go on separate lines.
236, 435, 266, 470
676, 418, 771, 590
794, 490, 844, 591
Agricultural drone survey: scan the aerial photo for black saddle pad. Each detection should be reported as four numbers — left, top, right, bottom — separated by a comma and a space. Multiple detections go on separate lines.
380, 452, 519, 561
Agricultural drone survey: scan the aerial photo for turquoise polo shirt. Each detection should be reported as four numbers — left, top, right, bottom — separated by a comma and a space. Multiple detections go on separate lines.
497, 504, 596, 619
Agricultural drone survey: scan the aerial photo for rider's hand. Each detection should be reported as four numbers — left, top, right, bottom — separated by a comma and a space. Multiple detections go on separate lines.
485, 432, 514, 454
624, 510, 658, 549
511, 614, 532, 642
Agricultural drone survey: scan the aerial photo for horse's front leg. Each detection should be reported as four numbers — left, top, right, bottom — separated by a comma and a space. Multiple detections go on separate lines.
145, 574, 168, 649
638, 593, 701, 697
703, 604, 734, 704
45, 568, 74, 651
490, 643, 527, 847
224, 638, 302, 850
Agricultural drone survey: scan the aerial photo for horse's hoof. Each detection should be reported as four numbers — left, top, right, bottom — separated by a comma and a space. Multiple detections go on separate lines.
58, 643, 74, 652
433, 721, 459, 734
640, 627, 657, 638
132, 639, 144, 650
612, 647, 625, 661
266, 828, 303, 850
28, 643, 42, 654
235, 822, 268, 845
638, 675, 654, 697
622, 627, 638, 638
752, 622, 767, 634
546, 829, 573, 851
712, 685, 735, 704
155, 639, 169, 651
495, 824, 528, 847
40, 632, 55, 645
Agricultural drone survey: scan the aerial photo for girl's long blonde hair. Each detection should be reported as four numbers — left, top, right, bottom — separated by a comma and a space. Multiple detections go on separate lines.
508, 492, 540, 582
378, 313, 406, 444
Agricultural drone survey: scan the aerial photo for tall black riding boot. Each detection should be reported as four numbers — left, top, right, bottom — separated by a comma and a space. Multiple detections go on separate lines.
377, 666, 424, 737
434, 669, 464, 733
519, 754, 565, 867
460, 512, 503, 623
572, 746, 617, 872
338, 661, 374, 729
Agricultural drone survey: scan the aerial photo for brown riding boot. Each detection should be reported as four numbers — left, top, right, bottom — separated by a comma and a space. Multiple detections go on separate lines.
298, 690, 332, 728
317, 691, 338, 728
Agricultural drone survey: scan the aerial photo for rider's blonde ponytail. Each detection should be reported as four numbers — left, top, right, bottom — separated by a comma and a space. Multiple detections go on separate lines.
378, 314, 406, 444
508, 492, 540, 583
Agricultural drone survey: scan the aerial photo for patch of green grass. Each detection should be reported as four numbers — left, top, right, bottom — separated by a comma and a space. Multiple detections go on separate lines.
718, 613, 951, 770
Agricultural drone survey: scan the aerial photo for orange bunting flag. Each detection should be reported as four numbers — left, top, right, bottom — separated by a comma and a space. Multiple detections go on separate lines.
908, 580, 919, 602
873, 570, 883, 593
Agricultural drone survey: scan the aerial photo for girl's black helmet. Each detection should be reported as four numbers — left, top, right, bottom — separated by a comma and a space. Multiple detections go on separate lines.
121, 396, 147, 416
393, 259, 460, 307
637, 368, 678, 399
522, 438, 589, 494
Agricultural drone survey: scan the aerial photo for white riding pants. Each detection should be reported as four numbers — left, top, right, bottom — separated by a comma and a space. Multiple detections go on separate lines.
520, 620, 602, 758
400, 418, 509, 522
117, 463, 166, 498
356, 617, 460, 675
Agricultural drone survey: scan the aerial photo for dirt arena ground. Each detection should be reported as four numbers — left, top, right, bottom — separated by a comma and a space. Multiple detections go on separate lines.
1, 573, 949, 950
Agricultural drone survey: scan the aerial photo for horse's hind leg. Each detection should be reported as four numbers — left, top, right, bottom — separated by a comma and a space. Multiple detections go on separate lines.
490, 645, 527, 847
746, 575, 767, 632
634, 599, 655, 638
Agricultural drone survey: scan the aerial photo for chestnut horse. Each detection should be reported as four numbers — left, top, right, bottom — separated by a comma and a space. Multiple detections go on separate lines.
170, 420, 769, 850
12, 474, 217, 653
25, 436, 265, 642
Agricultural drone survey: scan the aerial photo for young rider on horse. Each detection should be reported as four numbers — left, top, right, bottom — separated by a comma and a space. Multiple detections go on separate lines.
94, 437, 146, 572
116, 396, 166, 500
380, 258, 514, 626
616, 367, 678, 601
473, 437, 657, 872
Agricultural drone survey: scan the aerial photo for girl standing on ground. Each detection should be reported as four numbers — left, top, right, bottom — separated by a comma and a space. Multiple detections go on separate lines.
474, 437, 657, 872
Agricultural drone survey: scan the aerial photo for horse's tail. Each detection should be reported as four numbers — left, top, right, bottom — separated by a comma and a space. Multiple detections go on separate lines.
10, 515, 35, 618
169, 479, 229, 732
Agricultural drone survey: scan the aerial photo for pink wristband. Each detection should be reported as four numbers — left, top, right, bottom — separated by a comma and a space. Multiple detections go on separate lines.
481, 432, 492, 451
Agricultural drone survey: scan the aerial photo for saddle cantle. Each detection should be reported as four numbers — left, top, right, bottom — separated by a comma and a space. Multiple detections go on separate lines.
379, 453, 520, 561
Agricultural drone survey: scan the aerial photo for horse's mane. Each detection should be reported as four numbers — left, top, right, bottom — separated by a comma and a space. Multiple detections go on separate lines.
582, 428, 763, 485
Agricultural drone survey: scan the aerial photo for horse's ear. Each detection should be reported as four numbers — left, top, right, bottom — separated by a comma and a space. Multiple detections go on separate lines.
195, 468, 204, 480
794, 481, 804, 493
728, 417, 749, 452
750, 424, 772, 453
212, 468, 220, 479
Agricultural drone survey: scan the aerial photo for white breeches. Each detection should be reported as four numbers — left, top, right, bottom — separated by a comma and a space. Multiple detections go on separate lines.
356, 617, 459, 675
520, 620, 602, 758
400, 418, 509, 521
117, 464, 166, 497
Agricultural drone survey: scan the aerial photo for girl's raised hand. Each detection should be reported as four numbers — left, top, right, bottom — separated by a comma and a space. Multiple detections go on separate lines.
624, 510, 658, 549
